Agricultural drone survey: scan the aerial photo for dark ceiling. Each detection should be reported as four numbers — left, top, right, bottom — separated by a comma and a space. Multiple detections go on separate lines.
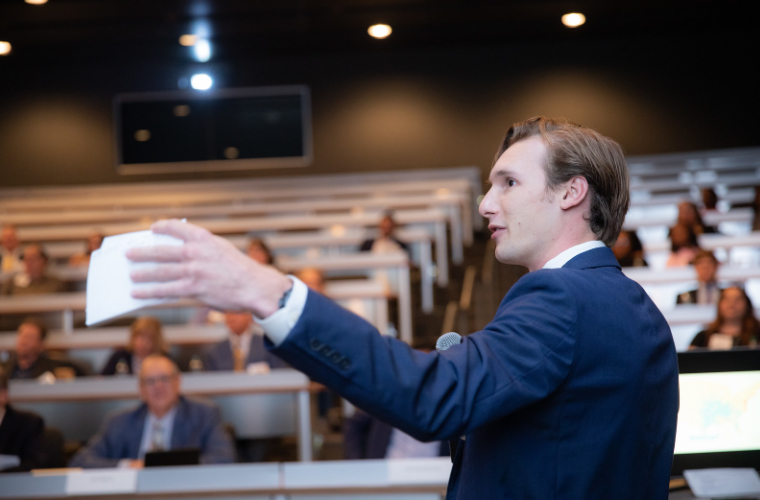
0, 0, 756, 65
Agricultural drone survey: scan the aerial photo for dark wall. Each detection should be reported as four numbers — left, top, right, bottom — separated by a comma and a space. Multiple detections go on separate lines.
0, 31, 757, 188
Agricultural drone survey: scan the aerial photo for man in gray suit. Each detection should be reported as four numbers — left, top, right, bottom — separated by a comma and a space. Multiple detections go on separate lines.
201, 312, 286, 372
70, 354, 235, 468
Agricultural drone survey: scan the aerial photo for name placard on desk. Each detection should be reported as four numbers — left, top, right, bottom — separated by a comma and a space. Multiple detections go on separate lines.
65, 469, 137, 496
387, 458, 452, 485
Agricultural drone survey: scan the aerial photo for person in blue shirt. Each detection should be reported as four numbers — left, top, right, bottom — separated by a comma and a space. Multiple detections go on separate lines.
127, 116, 679, 499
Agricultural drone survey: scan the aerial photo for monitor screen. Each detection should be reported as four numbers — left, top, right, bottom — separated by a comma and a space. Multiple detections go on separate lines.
672, 349, 760, 475
115, 85, 312, 175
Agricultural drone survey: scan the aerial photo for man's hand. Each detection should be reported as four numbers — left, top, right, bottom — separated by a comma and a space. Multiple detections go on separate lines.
126, 220, 292, 319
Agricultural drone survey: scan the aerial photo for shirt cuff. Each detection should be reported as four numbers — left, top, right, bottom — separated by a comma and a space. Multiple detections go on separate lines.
254, 275, 308, 346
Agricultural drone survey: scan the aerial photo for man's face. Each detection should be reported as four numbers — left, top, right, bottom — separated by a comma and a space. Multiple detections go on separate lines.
1, 227, 19, 252
23, 246, 47, 280
479, 136, 561, 270
139, 357, 180, 417
16, 323, 43, 361
225, 312, 253, 336
694, 257, 718, 283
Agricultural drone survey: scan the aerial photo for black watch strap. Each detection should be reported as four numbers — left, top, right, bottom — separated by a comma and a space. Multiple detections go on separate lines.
278, 283, 294, 309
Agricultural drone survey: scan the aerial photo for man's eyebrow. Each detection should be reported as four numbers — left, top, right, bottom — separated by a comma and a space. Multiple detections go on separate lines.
489, 169, 517, 181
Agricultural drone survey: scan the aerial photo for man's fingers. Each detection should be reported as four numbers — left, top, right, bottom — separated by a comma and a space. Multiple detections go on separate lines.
151, 219, 210, 242
130, 263, 188, 283
126, 245, 185, 263
131, 279, 194, 299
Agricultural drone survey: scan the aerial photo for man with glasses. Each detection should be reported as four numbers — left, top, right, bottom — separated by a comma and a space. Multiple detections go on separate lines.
70, 354, 235, 468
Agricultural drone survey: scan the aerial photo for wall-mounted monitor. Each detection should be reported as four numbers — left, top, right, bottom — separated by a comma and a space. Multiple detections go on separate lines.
114, 85, 312, 175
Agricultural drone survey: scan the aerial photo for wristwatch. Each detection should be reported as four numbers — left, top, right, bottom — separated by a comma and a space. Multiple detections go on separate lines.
278, 282, 294, 309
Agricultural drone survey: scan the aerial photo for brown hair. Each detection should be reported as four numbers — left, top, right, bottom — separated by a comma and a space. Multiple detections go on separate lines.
20, 316, 48, 341
704, 286, 760, 346
693, 249, 718, 266
496, 117, 630, 246
129, 316, 166, 354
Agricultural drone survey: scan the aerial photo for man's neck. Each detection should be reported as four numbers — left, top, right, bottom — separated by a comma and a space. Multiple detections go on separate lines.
17, 354, 39, 370
150, 401, 178, 419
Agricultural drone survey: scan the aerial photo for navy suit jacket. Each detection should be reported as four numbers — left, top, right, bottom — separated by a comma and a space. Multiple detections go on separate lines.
201, 334, 287, 371
69, 396, 235, 468
344, 409, 448, 460
268, 247, 679, 499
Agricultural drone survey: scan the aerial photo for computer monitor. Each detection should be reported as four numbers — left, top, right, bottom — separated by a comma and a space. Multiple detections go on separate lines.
672, 349, 760, 475
143, 448, 200, 467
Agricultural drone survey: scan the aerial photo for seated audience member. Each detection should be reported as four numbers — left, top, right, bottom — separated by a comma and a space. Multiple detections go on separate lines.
677, 200, 716, 235
1, 318, 85, 379
1, 225, 23, 274
70, 354, 235, 468
666, 224, 700, 268
247, 238, 274, 266
690, 286, 760, 349
360, 213, 409, 254
101, 317, 167, 376
0, 366, 46, 472
344, 341, 447, 459
612, 230, 648, 267
69, 233, 104, 267
701, 188, 719, 214
1, 245, 65, 295
295, 267, 326, 294
201, 312, 286, 372
677, 250, 721, 305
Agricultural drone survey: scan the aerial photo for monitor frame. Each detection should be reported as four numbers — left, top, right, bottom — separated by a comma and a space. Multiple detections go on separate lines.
672, 349, 760, 476
114, 85, 312, 175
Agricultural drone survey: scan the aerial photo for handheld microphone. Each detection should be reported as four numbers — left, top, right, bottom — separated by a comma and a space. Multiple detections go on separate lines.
435, 331, 463, 462
436, 332, 462, 352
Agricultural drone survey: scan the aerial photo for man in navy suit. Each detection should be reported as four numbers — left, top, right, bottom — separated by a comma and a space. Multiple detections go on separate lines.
201, 312, 286, 372
128, 117, 679, 499
70, 354, 235, 468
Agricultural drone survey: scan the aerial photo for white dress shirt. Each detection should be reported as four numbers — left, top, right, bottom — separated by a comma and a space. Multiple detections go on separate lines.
138, 405, 178, 458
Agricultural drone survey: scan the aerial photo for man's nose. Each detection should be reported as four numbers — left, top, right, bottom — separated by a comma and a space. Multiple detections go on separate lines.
479, 187, 496, 218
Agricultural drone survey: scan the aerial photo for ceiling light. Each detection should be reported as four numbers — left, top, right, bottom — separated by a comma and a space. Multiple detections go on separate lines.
190, 73, 213, 90
368, 24, 392, 39
179, 34, 198, 46
0, 42, 11, 56
193, 39, 211, 62
562, 13, 586, 28
25, 0, 48, 4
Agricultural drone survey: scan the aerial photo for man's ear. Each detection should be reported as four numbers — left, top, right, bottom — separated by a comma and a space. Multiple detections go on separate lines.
559, 176, 589, 211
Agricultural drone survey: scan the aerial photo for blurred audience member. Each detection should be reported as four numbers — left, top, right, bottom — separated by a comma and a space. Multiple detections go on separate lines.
666, 224, 700, 267
677, 201, 715, 235
677, 250, 721, 305
70, 355, 235, 468
344, 340, 447, 459
201, 312, 286, 373
1, 225, 23, 274
247, 238, 274, 266
1, 318, 85, 380
101, 317, 167, 376
690, 286, 760, 349
360, 214, 408, 254
701, 188, 719, 213
2, 245, 65, 295
69, 233, 104, 267
295, 267, 326, 294
612, 230, 648, 267
0, 366, 46, 472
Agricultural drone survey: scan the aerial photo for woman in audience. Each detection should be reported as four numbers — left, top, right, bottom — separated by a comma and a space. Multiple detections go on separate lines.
101, 317, 167, 375
690, 286, 760, 349
612, 230, 648, 267
666, 223, 700, 267
247, 238, 274, 266
677, 201, 716, 235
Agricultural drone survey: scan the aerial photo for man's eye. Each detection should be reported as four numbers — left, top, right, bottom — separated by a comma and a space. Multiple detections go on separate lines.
507, 179, 516, 187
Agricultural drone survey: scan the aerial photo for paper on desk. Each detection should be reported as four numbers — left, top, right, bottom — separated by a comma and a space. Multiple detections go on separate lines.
86, 230, 184, 326
684, 468, 760, 498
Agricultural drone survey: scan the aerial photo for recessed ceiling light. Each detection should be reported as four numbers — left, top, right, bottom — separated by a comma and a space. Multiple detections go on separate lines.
25, 0, 48, 4
179, 34, 197, 47
193, 39, 211, 62
368, 24, 392, 39
0, 42, 11, 56
190, 73, 213, 90
562, 13, 586, 28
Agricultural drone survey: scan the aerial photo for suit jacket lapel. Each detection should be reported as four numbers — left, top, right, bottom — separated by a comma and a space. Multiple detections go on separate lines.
128, 405, 149, 459
170, 397, 188, 449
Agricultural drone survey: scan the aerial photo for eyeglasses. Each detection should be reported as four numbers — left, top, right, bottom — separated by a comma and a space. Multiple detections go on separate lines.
140, 374, 176, 387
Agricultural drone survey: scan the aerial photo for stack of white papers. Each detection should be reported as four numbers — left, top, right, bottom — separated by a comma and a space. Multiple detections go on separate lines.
86, 230, 184, 326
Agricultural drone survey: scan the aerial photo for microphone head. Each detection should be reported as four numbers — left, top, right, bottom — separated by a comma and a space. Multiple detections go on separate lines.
436, 332, 462, 352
